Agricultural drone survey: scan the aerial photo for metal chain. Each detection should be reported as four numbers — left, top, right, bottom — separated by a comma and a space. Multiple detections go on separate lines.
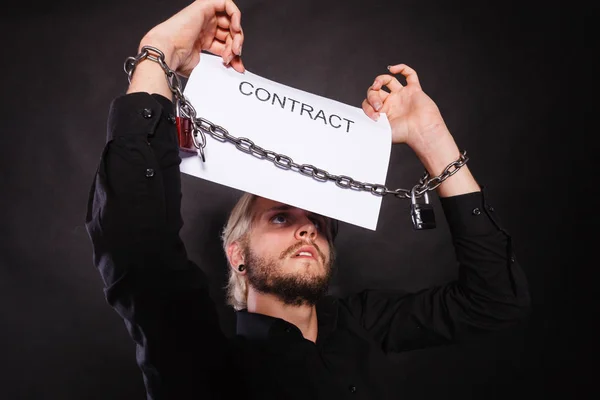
124, 46, 469, 199
125, 46, 208, 160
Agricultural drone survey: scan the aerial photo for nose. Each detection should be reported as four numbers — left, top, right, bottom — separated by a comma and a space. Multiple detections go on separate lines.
295, 218, 318, 241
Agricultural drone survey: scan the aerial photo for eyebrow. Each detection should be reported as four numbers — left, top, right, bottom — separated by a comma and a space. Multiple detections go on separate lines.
263, 205, 293, 214
255, 205, 291, 223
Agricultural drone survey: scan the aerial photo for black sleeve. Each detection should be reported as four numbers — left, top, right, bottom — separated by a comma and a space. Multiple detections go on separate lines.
85, 92, 231, 399
339, 189, 531, 352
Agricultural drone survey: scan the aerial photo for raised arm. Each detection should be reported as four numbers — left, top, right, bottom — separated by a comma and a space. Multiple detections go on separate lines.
341, 65, 530, 352
85, 1, 245, 397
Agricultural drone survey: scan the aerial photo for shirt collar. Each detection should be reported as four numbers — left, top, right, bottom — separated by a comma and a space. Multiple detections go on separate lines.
315, 295, 338, 343
235, 295, 339, 343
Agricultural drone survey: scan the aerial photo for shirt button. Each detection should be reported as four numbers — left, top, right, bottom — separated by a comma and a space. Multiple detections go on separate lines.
472, 207, 481, 215
145, 168, 155, 178
510, 256, 516, 263
167, 114, 176, 124
349, 385, 357, 393
488, 206, 495, 212
142, 108, 153, 119
285, 327, 292, 333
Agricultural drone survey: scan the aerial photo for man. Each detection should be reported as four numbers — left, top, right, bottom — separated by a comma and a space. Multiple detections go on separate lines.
85, 0, 530, 399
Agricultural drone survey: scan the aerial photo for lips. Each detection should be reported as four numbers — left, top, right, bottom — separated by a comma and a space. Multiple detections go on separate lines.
293, 245, 317, 259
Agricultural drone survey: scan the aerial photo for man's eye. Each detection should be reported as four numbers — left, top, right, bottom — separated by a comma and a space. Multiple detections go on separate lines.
271, 214, 287, 224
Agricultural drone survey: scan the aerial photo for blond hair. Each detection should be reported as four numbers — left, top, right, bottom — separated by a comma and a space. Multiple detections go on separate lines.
221, 193, 257, 310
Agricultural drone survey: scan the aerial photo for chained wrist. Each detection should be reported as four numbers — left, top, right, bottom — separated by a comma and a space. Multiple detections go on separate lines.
141, 48, 178, 71
125, 59, 173, 98
415, 139, 462, 177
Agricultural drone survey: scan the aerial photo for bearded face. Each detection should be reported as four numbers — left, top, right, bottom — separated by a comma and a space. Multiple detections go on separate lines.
238, 198, 336, 307
243, 239, 335, 306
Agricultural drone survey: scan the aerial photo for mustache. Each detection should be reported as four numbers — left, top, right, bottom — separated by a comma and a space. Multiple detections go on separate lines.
280, 241, 327, 263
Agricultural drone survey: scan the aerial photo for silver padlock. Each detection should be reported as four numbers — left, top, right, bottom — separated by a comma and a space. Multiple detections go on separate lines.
410, 188, 436, 230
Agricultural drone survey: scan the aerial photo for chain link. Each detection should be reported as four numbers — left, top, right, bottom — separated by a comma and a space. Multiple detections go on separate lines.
125, 46, 208, 160
124, 46, 469, 199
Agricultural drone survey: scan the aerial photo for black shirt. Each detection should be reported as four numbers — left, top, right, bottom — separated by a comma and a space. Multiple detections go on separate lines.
85, 92, 530, 400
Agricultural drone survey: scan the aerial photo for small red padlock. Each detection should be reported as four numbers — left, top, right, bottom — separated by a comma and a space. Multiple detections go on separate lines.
175, 101, 196, 153
175, 103, 206, 161
176, 115, 196, 153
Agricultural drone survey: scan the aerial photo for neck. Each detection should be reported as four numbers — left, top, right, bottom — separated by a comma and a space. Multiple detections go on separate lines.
247, 289, 319, 342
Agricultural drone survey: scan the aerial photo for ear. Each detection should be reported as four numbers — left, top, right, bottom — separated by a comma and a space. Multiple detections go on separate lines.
227, 241, 245, 272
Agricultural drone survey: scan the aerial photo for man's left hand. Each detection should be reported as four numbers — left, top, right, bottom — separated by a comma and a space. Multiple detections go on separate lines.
362, 64, 451, 154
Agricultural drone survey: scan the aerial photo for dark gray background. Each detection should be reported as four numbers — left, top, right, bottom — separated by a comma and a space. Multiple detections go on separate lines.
1, 0, 583, 398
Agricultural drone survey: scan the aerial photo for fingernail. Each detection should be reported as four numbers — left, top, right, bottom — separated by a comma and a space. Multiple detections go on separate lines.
238, 46, 243, 57
374, 113, 380, 121
372, 79, 378, 87
387, 65, 391, 70
374, 102, 382, 111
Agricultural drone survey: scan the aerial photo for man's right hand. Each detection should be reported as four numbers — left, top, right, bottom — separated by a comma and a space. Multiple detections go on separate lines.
127, 0, 244, 98
140, 0, 245, 75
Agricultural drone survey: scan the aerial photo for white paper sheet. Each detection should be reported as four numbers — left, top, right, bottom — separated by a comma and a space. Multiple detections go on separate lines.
180, 53, 392, 230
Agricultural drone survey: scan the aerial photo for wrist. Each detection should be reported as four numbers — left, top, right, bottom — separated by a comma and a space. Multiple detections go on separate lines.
126, 42, 175, 99
138, 34, 179, 70
410, 131, 480, 197
409, 127, 459, 176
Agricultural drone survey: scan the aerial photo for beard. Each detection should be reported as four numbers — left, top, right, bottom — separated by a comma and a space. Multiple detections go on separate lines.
244, 241, 335, 307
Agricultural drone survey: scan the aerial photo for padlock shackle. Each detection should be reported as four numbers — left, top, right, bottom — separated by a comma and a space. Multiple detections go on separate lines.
410, 187, 430, 205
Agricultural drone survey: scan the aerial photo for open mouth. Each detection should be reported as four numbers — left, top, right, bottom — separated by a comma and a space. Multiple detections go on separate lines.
293, 246, 317, 259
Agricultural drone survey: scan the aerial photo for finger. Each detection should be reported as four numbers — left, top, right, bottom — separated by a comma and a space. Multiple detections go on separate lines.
366, 89, 390, 111
216, 14, 231, 30
362, 99, 380, 121
230, 55, 245, 73
207, 39, 227, 56
232, 28, 244, 56
215, 27, 230, 42
224, 0, 242, 32
222, 34, 234, 65
378, 89, 390, 102
231, 6, 242, 32
387, 64, 421, 89
366, 80, 391, 112
372, 74, 403, 92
